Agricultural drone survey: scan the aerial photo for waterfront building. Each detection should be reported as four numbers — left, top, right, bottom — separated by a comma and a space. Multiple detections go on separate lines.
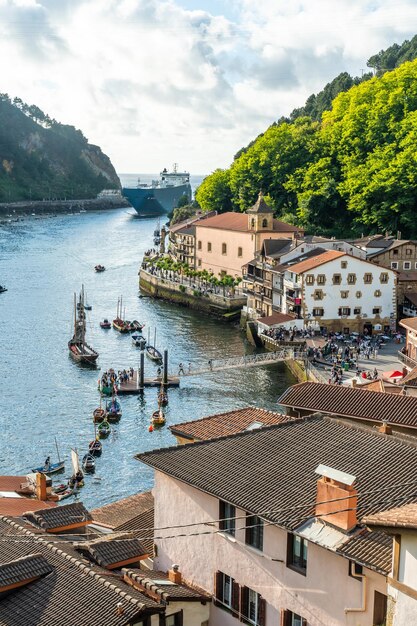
364, 504, 417, 625
278, 249, 397, 334
136, 414, 417, 626
399, 317, 417, 368
168, 211, 217, 268
194, 193, 303, 278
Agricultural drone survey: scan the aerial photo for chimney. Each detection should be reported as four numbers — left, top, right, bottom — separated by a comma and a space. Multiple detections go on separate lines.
315, 465, 357, 532
35, 472, 47, 501
168, 564, 182, 584
378, 420, 392, 435
397, 230, 401, 240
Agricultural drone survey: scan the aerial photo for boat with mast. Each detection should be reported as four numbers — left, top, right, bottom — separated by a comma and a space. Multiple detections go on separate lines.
146, 327, 163, 362
113, 296, 129, 333
68, 287, 99, 364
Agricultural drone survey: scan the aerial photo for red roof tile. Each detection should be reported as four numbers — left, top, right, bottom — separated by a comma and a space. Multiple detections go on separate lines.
92, 492, 154, 529
0, 499, 56, 517
195, 212, 300, 233
257, 312, 296, 327
286, 250, 345, 274
0, 477, 27, 492
364, 503, 417, 529
400, 317, 417, 331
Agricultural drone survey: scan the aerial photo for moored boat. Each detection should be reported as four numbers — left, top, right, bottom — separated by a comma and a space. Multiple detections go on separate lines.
95, 264, 106, 272
69, 287, 99, 365
0, 285, 7, 293
151, 408, 166, 426
146, 345, 163, 362
105, 396, 122, 422
158, 388, 168, 407
98, 419, 111, 438
89, 438, 103, 456
32, 460, 65, 475
82, 453, 96, 472
93, 406, 106, 422
100, 318, 111, 329
132, 334, 146, 348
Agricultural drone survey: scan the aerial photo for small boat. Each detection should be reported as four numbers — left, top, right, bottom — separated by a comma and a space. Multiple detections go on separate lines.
52, 485, 74, 501
98, 419, 111, 438
95, 264, 106, 272
158, 388, 168, 407
113, 296, 130, 333
84, 303, 92, 311
128, 320, 145, 332
146, 346, 163, 362
32, 460, 65, 475
93, 406, 106, 422
89, 438, 103, 456
69, 288, 99, 365
132, 335, 146, 348
69, 449, 84, 488
0, 285, 7, 294
105, 396, 122, 422
152, 409, 166, 427
82, 453, 96, 472
100, 318, 111, 329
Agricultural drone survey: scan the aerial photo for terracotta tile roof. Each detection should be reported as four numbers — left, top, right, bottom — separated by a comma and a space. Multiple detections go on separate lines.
116, 509, 154, 556
262, 239, 293, 257
278, 381, 417, 429
24, 502, 92, 531
401, 365, 417, 385
76, 537, 149, 568
257, 312, 296, 327
364, 503, 417, 529
337, 530, 392, 575
398, 271, 417, 282
195, 212, 300, 233
400, 317, 417, 331
0, 554, 52, 588
0, 516, 162, 625
169, 211, 216, 233
404, 292, 417, 307
0, 499, 56, 517
137, 415, 417, 535
169, 407, 292, 441
92, 492, 154, 529
0, 476, 27, 492
247, 191, 273, 214
285, 250, 345, 274
355, 379, 385, 392
124, 569, 211, 601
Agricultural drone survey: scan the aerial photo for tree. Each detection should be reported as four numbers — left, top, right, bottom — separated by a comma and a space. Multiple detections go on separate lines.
195, 169, 233, 214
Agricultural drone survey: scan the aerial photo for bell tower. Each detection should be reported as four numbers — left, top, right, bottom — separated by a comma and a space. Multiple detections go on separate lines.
246, 191, 273, 231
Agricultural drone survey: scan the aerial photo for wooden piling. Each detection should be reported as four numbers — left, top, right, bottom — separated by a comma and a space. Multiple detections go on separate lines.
163, 349, 168, 387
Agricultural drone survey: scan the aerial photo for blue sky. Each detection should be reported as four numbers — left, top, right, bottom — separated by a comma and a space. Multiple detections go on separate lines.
1, 0, 417, 173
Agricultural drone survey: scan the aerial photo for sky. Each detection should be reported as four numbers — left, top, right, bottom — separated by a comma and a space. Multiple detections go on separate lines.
2, 0, 417, 174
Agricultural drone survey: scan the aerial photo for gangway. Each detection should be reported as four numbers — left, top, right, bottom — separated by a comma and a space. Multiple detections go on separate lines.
178, 349, 306, 377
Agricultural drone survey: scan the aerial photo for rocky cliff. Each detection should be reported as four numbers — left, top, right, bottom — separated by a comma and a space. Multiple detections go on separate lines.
0, 94, 120, 202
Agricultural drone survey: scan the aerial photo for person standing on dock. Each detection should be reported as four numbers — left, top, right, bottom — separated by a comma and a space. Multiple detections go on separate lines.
178, 363, 185, 375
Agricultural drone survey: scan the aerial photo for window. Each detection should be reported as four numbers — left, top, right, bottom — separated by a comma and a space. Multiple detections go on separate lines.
219, 500, 236, 536
245, 514, 263, 551
406, 248, 413, 256
305, 274, 314, 285
373, 307, 381, 314
160, 612, 183, 626
364, 273, 373, 283
312, 308, 324, 316
338, 307, 351, 316
356, 290, 362, 298
198, 259, 202, 267
373, 591, 387, 626
222, 243, 227, 255
281, 611, 307, 626
380, 272, 388, 283
341, 260, 347, 268
391, 261, 398, 269
354, 307, 361, 315
374, 289, 381, 297
287, 533, 307, 575
241, 586, 265, 626
348, 561, 363, 579
207, 242, 212, 252
347, 273, 356, 284
393, 248, 399, 256
317, 274, 326, 285
197, 240, 202, 250
332, 274, 341, 284
313, 289, 323, 300
404, 261, 411, 270
251, 218, 255, 229
215, 572, 239, 615
238, 247, 243, 257
341, 291, 349, 299
262, 218, 268, 228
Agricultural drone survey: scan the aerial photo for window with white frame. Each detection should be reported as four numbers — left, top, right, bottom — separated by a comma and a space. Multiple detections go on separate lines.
391, 261, 398, 269
404, 261, 411, 270
241, 586, 265, 626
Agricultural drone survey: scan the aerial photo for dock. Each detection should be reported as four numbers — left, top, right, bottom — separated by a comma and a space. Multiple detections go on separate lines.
118, 372, 180, 394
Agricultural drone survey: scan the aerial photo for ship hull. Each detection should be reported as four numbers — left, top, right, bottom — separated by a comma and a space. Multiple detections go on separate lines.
122, 183, 191, 217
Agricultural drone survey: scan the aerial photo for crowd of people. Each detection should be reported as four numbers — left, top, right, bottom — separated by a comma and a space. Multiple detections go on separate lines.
100, 368, 135, 388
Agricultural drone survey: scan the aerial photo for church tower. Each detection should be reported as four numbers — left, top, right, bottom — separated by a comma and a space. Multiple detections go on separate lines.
246, 191, 274, 231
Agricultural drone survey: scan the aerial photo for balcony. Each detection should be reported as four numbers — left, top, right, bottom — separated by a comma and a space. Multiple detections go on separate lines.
398, 351, 417, 369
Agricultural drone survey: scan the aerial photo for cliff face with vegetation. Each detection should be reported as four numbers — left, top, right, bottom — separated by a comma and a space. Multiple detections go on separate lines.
0, 94, 120, 202
197, 37, 417, 238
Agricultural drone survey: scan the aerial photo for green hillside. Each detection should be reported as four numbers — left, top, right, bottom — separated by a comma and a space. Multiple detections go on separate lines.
0, 94, 120, 202
197, 58, 417, 237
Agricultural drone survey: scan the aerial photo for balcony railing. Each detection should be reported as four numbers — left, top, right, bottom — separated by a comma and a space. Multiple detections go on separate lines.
398, 351, 417, 369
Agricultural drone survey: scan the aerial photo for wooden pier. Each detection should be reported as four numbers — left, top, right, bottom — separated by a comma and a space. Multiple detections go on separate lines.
118, 372, 180, 394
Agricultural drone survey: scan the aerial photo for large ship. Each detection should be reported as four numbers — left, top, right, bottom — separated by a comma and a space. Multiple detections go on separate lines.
122, 164, 192, 217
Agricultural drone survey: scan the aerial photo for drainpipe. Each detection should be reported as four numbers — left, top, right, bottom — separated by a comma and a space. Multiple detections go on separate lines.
345, 562, 367, 614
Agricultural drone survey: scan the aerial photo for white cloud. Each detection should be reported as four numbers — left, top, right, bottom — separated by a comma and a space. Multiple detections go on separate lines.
0, 0, 417, 173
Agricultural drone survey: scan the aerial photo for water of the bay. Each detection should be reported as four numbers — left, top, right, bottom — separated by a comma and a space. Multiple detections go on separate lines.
0, 208, 296, 509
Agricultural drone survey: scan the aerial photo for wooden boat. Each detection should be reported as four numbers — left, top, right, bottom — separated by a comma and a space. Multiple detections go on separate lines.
69, 288, 99, 365
113, 296, 130, 333
32, 460, 65, 475
69, 449, 84, 488
158, 388, 168, 407
82, 453, 95, 472
93, 406, 106, 422
146, 345, 163, 362
152, 409, 166, 426
105, 396, 122, 422
128, 320, 144, 332
132, 334, 146, 348
100, 318, 111, 329
52, 484, 74, 501
95, 264, 106, 272
0, 285, 7, 294
98, 419, 111, 438
89, 439, 103, 456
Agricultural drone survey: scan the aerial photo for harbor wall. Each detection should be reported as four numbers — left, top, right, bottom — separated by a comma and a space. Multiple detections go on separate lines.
139, 269, 246, 319
0, 196, 129, 217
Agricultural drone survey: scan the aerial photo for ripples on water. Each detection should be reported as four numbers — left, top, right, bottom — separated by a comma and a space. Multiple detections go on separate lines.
0, 209, 296, 508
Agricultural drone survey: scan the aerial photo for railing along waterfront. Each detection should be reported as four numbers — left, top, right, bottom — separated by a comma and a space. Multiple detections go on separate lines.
180, 349, 307, 376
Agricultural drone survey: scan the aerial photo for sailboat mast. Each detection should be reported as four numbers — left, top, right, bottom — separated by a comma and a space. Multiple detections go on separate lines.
154, 328, 157, 348
73, 293, 77, 335
54, 437, 61, 463
120, 295, 123, 320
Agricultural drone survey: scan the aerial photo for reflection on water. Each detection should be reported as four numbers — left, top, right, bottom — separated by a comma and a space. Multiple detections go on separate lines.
0, 209, 296, 508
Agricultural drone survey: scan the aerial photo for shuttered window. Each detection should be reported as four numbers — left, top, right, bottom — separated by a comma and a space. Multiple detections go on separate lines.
214, 571, 240, 616
241, 585, 266, 625
281, 610, 307, 626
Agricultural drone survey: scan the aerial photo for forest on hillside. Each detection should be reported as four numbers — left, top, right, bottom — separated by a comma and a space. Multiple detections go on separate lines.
197, 37, 417, 237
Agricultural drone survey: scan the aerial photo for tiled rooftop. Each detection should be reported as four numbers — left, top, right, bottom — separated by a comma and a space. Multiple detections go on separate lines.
169, 407, 292, 441
337, 530, 393, 575
0, 516, 162, 625
278, 381, 417, 429
195, 212, 300, 233
124, 569, 210, 601
24, 502, 93, 531
400, 317, 417, 331
116, 508, 154, 555
0, 498, 56, 517
92, 491, 154, 529
0, 553, 52, 588
76, 537, 149, 568
284, 250, 345, 274
364, 503, 417, 529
